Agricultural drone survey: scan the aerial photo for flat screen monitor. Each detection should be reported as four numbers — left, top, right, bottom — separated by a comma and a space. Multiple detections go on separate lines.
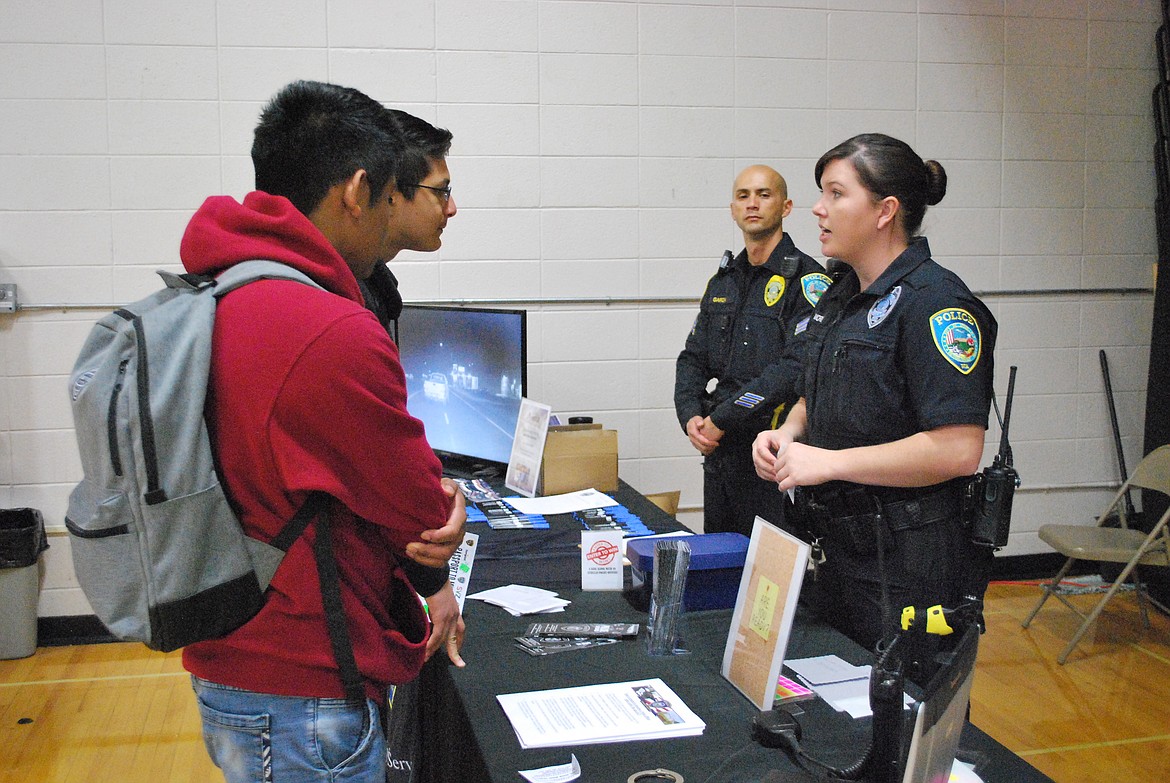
394, 305, 527, 477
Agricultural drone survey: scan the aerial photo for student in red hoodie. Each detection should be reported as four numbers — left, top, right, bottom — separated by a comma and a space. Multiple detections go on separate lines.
181, 80, 463, 783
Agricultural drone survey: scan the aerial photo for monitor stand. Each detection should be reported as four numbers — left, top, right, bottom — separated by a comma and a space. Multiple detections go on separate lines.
438, 453, 503, 481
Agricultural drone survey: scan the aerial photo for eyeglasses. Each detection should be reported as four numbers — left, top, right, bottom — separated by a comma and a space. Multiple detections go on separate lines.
410, 183, 452, 203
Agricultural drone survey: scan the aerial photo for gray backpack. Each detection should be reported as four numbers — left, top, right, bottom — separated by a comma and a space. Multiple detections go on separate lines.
65, 261, 328, 652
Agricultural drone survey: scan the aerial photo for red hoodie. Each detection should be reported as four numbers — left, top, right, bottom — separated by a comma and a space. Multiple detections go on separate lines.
180, 192, 448, 700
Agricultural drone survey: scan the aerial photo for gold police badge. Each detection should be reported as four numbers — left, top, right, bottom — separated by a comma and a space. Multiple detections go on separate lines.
764, 275, 786, 307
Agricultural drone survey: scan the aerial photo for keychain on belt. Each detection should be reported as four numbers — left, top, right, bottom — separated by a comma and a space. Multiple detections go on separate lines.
809, 536, 826, 570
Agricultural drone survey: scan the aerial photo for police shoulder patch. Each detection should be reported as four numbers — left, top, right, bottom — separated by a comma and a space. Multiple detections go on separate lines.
929, 308, 981, 374
764, 275, 786, 307
801, 273, 832, 306
867, 285, 901, 328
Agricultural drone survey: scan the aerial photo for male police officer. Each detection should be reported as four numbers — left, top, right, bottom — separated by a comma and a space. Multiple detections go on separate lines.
675, 165, 828, 536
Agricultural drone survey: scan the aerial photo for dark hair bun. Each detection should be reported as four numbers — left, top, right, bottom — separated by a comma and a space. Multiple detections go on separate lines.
924, 160, 947, 206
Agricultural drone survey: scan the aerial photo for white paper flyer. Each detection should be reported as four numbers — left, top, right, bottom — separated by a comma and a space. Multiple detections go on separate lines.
496, 678, 705, 749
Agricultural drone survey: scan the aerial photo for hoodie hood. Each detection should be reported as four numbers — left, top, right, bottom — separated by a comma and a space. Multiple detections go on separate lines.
180, 191, 363, 304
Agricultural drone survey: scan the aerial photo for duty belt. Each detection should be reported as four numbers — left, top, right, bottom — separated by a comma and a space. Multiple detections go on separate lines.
798, 484, 960, 556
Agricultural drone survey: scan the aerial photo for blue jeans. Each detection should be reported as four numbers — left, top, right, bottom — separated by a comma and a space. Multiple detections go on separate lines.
191, 677, 386, 783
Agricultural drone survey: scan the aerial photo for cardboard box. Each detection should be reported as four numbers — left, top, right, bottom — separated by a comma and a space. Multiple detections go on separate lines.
626, 533, 750, 612
539, 425, 618, 495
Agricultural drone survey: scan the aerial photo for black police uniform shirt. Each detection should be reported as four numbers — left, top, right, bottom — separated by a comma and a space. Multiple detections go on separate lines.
675, 233, 828, 439
799, 236, 997, 463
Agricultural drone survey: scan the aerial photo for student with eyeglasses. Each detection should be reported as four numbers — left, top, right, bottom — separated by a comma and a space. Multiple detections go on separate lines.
180, 80, 466, 783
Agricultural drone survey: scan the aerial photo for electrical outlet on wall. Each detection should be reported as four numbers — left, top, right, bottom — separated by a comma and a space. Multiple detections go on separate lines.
0, 284, 18, 312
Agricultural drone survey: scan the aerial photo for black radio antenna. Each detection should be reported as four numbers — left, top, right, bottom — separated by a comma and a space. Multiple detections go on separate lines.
993, 366, 1017, 468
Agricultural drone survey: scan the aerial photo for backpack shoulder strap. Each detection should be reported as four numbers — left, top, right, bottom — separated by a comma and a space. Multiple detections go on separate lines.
211, 260, 323, 298
270, 492, 330, 552
287, 492, 365, 704
198, 266, 358, 700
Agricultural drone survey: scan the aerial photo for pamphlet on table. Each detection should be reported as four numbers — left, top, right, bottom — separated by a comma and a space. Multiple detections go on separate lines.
505, 488, 618, 516
785, 655, 913, 718
519, 754, 581, 783
467, 584, 571, 616
497, 678, 705, 749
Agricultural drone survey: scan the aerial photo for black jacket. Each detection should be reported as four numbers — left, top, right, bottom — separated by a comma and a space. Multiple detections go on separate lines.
675, 234, 827, 438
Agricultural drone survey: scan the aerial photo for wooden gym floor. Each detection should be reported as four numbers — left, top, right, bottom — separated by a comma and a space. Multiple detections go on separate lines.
1, 582, 1167, 783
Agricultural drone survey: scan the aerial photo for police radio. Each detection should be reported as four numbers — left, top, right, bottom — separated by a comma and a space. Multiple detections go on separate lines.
967, 365, 1020, 549
825, 257, 849, 281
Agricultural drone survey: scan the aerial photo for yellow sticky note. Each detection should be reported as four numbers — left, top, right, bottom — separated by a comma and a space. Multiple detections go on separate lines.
749, 576, 779, 640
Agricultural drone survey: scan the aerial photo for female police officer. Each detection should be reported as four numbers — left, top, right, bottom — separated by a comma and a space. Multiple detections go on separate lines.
752, 134, 997, 651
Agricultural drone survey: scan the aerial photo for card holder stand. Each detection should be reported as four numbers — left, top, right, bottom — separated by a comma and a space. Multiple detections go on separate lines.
646, 539, 691, 656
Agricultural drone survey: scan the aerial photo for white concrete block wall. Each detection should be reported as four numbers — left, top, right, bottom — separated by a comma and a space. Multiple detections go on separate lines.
0, 1, 1161, 617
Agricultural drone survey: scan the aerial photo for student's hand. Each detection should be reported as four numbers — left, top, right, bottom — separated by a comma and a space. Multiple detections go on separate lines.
686, 416, 720, 456
406, 478, 466, 568
423, 582, 465, 666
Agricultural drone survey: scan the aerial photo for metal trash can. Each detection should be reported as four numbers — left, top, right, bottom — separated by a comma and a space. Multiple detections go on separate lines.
0, 508, 49, 659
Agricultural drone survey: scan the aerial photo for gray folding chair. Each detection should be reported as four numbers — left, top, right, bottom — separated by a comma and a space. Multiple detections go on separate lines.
1021, 444, 1170, 663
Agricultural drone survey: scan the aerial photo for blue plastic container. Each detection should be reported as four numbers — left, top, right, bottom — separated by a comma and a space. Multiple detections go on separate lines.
627, 532, 749, 612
